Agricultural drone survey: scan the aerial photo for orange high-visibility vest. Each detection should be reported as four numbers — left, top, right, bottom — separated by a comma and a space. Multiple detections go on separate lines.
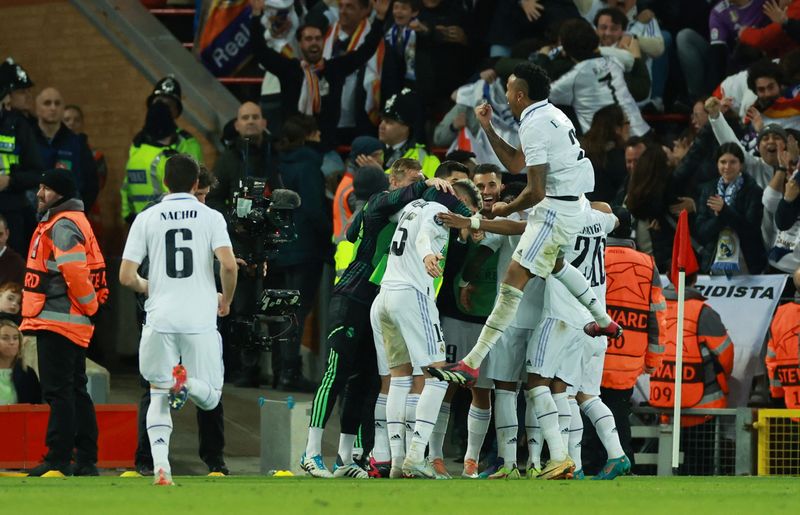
766, 302, 800, 409
602, 245, 666, 389
650, 297, 734, 427
21, 209, 108, 347
333, 172, 354, 243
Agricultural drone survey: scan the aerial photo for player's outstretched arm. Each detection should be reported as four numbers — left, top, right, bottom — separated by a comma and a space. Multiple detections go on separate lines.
493, 163, 546, 217
438, 211, 526, 235
215, 246, 238, 317
475, 103, 525, 173
119, 259, 148, 295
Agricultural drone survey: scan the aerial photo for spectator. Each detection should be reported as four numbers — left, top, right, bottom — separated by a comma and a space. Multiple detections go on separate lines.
381, 0, 421, 102
249, 0, 389, 151
649, 272, 734, 475
315, 0, 383, 144
705, 96, 785, 246
21, 168, 108, 477
744, 59, 799, 133
0, 282, 22, 325
770, 166, 800, 286
413, 0, 474, 114
379, 88, 440, 176
33, 87, 99, 211
695, 142, 766, 275
0, 61, 45, 256
625, 145, 681, 272
582, 104, 629, 203
767, 0, 800, 45
0, 215, 24, 286
740, 0, 800, 58
691, 97, 710, 132
550, 18, 650, 137
765, 266, 800, 409
592, 7, 652, 101
62, 104, 108, 193
271, 114, 332, 392
0, 319, 41, 405
486, 0, 581, 58
3, 58, 34, 120
146, 76, 203, 162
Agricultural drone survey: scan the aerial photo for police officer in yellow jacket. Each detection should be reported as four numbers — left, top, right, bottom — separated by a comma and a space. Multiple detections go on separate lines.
379, 88, 440, 179
0, 61, 45, 255
121, 77, 204, 224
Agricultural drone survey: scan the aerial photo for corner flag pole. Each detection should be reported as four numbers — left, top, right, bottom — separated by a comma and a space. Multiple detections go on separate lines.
671, 268, 686, 471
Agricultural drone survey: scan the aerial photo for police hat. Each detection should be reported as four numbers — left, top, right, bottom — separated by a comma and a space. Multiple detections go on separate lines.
5, 58, 33, 91
0, 61, 15, 99
381, 88, 418, 128
147, 75, 183, 116
40, 168, 77, 200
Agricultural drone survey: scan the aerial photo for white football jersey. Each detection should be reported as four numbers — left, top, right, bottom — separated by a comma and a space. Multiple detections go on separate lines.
518, 100, 595, 197
549, 56, 650, 137
543, 209, 616, 328
122, 193, 232, 333
481, 210, 544, 330
381, 200, 450, 299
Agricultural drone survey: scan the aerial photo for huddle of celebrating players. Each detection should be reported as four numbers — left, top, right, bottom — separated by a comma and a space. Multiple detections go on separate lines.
301, 62, 633, 481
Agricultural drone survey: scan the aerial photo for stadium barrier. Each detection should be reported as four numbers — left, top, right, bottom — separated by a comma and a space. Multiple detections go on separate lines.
754, 409, 800, 476
630, 407, 754, 476
259, 397, 310, 475
0, 404, 137, 469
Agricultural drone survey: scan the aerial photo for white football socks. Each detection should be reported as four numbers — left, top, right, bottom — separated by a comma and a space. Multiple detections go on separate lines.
553, 392, 571, 449
428, 401, 451, 460
387, 376, 411, 467
337, 433, 356, 465
404, 393, 420, 455
525, 397, 543, 470
494, 389, 519, 468
463, 284, 524, 369
372, 393, 391, 462
305, 427, 324, 457
568, 398, 584, 471
529, 386, 566, 462
465, 405, 491, 462
581, 397, 624, 459
147, 389, 173, 475
552, 264, 612, 326
407, 378, 448, 463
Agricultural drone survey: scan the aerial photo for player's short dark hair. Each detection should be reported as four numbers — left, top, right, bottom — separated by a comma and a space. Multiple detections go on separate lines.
394, 0, 421, 11
473, 163, 502, 178
594, 7, 628, 31
512, 63, 550, 102
452, 179, 483, 211
296, 23, 323, 41
164, 154, 199, 193
434, 160, 470, 179
560, 18, 600, 62
747, 59, 784, 93
500, 181, 525, 203
197, 165, 217, 190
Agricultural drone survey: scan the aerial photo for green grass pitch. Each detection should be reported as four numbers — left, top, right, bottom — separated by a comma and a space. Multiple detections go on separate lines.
1, 476, 797, 514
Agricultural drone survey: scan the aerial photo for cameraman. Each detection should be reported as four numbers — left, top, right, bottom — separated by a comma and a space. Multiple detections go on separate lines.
208, 101, 283, 387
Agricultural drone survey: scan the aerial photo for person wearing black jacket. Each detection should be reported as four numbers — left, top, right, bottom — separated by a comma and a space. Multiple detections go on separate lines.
33, 87, 99, 211
0, 68, 44, 256
249, 0, 389, 151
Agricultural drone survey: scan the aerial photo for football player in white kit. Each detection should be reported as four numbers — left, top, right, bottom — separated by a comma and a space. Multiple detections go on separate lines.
523, 203, 617, 479
120, 155, 237, 486
371, 180, 481, 478
549, 18, 650, 137
429, 62, 621, 389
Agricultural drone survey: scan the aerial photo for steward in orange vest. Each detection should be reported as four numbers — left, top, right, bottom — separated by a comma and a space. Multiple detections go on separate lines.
766, 272, 800, 409
649, 282, 734, 427
333, 137, 384, 243
602, 239, 666, 390
20, 168, 107, 477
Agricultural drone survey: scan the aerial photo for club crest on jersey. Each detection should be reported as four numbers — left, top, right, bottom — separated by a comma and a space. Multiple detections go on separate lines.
433, 214, 444, 226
